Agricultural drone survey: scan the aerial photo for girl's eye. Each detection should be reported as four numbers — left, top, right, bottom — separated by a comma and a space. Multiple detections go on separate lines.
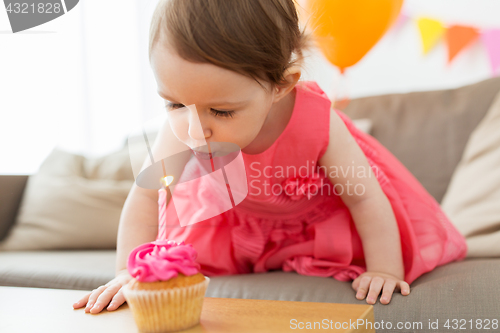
165, 102, 185, 110
210, 108, 235, 118
165, 102, 235, 118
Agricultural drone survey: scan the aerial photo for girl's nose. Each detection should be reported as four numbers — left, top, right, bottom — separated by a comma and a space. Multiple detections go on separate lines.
203, 127, 212, 139
188, 109, 211, 142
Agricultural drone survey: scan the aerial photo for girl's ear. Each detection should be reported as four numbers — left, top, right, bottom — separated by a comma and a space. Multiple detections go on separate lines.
273, 66, 302, 103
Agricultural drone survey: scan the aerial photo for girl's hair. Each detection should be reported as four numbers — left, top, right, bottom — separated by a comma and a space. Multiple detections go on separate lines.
149, 0, 311, 91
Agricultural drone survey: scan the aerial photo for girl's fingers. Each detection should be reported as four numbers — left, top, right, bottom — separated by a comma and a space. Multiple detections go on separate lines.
351, 276, 361, 291
379, 279, 397, 304
366, 277, 384, 304
89, 284, 121, 314
107, 287, 126, 311
85, 286, 107, 313
73, 292, 91, 309
355, 276, 372, 300
399, 281, 411, 295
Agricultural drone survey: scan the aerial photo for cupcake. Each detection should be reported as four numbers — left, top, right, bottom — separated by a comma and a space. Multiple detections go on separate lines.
122, 239, 210, 333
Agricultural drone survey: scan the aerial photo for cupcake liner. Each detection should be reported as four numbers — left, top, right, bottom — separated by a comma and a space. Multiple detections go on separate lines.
123, 276, 210, 333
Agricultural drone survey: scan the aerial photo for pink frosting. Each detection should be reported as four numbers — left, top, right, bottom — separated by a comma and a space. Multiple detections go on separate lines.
127, 239, 201, 282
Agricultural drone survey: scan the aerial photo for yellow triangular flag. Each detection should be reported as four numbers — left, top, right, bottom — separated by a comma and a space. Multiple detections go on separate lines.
417, 18, 446, 54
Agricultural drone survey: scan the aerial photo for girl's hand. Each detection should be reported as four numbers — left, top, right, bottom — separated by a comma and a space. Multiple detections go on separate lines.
72, 269, 133, 313
351, 271, 410, 305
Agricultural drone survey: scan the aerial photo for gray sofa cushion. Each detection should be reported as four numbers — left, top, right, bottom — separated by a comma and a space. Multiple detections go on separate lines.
211, 260, 500, 332
0, 251, 116, 290
1, 251, 498, 333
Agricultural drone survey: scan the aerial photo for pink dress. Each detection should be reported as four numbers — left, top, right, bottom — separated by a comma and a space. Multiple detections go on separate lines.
162, 81, 467, 285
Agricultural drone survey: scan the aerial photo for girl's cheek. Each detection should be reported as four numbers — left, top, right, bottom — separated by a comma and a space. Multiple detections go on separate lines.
167, 108, 204, 143
168, 116, 190, 143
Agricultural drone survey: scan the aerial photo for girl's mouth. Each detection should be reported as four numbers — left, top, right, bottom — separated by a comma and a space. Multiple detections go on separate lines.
191, 149, 215, 160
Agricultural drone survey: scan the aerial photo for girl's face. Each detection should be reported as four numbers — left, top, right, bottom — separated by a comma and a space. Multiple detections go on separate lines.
150, 38, 278, 155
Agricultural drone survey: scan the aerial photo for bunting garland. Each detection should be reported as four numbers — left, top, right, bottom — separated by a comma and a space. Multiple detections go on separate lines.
445, 25, 480, 63
481, 29, 500, 75
417, 18, 446, 55
394, 14, 500, 76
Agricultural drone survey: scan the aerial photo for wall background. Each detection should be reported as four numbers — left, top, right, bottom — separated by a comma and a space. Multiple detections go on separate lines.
301, 0, 500, 101
1, 0, 499, 174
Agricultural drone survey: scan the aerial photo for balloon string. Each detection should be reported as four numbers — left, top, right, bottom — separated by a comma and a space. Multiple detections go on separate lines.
333, 69, 351, 110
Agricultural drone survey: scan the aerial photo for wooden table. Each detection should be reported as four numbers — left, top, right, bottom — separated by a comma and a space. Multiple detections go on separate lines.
0, 286, 375, 332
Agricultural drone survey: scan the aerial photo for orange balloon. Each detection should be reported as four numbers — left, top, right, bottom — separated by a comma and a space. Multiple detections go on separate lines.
306, 0, 403, 73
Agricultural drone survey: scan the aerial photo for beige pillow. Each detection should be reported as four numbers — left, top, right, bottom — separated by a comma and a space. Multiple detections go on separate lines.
0, 147, 135, 251
441, 91, 500, 258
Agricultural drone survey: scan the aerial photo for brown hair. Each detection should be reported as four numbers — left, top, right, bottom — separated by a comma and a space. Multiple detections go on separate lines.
149, 0, 311, 91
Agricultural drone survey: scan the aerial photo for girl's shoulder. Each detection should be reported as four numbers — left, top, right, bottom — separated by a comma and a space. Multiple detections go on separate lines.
295, 81, 332, 111
292, 81, 332, 126
292, 80, 332, 130
276, 81, 332, 161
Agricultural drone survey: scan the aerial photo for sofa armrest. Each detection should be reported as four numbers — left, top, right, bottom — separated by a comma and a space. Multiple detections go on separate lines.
0, 175, 29, 242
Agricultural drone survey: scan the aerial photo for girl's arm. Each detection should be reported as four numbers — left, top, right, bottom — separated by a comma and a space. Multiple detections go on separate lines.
116, 116, 191, 274
115, 184, 161, 275
318, 108, 410, 304
75, 119, 191, 314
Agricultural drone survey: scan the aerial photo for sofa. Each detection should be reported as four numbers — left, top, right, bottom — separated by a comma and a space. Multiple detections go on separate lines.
1, 77, 500, 333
